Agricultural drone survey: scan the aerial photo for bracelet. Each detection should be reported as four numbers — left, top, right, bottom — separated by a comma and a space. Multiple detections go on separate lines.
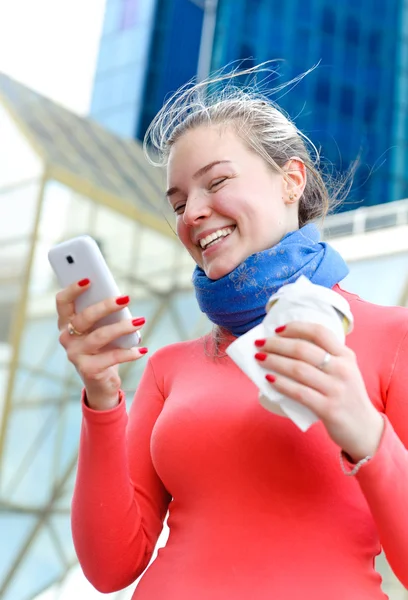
339, 450, 372, 476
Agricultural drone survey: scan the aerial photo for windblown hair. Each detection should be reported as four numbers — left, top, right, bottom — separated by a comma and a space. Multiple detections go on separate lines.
144, 61, 353, 226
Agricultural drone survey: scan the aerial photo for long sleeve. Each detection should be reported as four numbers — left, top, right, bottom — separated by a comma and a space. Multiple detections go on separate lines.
71, 359, 172, 593
355, 327, 408, 588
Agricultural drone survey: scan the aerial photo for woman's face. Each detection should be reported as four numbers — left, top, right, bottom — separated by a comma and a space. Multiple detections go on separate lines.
167, 125, 303, 280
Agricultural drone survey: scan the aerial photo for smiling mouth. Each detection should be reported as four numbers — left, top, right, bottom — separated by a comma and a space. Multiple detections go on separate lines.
199, 227, 235, 250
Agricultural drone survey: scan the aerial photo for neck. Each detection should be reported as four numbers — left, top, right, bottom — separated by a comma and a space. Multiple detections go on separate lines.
192, 223, 349, 336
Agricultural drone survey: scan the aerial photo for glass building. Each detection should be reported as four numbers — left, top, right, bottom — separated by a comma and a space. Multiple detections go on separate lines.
90, 0, 204, 140
0, 72, 207, 600
1, 74, 408, 599
90, 0, 408, 212
210, 0, 406, 210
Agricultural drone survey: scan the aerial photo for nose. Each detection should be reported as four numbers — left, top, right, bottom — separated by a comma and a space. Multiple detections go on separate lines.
182, 192, 212, 226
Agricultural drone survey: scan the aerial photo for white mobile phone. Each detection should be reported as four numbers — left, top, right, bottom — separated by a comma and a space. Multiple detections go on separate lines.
48, 235, 140, 349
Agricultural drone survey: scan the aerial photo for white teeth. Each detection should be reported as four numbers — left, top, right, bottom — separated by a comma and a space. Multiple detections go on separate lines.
199, 227, 234, 249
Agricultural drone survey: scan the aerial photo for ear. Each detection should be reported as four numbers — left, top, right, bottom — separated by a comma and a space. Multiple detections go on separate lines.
282, 157, 307, 204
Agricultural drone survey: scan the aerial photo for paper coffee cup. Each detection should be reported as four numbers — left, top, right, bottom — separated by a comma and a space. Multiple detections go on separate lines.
264, 275, 353, 342
226, 276, 354, 431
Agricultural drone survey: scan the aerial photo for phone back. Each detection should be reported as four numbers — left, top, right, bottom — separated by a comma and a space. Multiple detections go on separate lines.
48, 235, 140, 349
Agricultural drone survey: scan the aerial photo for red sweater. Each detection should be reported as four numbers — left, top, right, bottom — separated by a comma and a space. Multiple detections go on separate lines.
72, 286, 408, 598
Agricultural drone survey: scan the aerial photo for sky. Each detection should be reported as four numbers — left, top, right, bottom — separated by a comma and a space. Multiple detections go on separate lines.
0, 0, 106, 114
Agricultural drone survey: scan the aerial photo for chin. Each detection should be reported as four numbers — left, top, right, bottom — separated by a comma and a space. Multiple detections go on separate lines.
203, 258, 243, 281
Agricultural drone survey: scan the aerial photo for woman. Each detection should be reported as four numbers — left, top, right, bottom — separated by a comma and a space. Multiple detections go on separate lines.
56, 67, 408, 598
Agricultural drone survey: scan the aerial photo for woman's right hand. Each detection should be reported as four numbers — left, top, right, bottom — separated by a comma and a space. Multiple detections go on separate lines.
56, 279, 147, 411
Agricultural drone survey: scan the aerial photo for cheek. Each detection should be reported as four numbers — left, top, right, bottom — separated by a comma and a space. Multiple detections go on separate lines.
214, 181, 266, 219
176, 220, 193, 250
212, 190, 239, 217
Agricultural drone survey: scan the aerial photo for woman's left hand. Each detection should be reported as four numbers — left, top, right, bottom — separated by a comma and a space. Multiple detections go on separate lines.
254, 322, 385, 462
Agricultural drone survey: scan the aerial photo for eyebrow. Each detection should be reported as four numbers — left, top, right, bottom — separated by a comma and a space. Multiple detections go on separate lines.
166, 160, 232, 199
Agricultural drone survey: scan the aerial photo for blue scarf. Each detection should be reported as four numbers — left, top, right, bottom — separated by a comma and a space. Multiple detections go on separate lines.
192, 223, 349, 336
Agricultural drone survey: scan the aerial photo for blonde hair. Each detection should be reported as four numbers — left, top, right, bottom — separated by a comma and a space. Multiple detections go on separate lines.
144, 61, 352, 226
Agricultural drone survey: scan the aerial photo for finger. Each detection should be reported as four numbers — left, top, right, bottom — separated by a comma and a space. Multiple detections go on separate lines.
71, 294, 131, 335
271, 322, 347, 357
77, 346, 148, 376
83, 317, 145, 352
255, 336, 333, 371
62, 317, 145, 352
255, 351, 333, 395
265, 371, 327, 418
56, 279, 91, 329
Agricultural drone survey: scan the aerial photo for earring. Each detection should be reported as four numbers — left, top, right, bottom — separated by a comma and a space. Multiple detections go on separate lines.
289, 192, 297, 201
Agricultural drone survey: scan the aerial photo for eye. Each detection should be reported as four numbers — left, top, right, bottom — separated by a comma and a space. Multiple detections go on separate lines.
173, 203, 186, 215
209, 177, 227, 191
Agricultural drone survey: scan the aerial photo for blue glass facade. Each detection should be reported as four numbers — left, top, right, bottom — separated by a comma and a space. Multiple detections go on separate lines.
90, 0, 159, 138
91, 0, 407, 211
136, 0, 204, 138
211, 0, 403, 210
90, 0, 203, 140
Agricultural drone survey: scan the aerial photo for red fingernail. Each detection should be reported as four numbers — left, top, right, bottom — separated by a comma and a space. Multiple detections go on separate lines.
139, 347, 149, 355
78, 278, 90, 287
254, 339, 266, 347
116, 295, 130, 305
275, 325, 286, 333
265, 374, 276, 383
132, 317, 145, 327
255, 352, 267, 361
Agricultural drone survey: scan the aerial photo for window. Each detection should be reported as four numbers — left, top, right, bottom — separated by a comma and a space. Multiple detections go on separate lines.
297, 28, 310, 58
363, 65, 380, 89
340, 85, 354, 117
345, 16, 359, 45
101, 0, 122, 36
315, 78, 330, 105
320, 37, 334, 64
272, 1, 284, 17
297, 0, 311, 22
120, 0, 139, 30
238, 45, 256, 72
363, 97, 377, 124
368, 31, 381, 62
321, 7, 335, 35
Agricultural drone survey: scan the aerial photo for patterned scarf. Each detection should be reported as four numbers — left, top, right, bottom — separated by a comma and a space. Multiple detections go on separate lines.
192, 223, 349, 336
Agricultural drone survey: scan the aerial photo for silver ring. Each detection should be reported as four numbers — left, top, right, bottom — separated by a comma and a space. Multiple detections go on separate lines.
317, 352, 331, 370
67, 321, 84, 336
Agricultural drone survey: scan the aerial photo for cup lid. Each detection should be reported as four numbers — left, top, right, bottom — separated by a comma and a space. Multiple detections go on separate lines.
266, 276, 354, 332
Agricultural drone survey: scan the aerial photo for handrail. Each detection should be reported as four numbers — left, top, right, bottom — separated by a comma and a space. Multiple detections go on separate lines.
322, 198, 408, 239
